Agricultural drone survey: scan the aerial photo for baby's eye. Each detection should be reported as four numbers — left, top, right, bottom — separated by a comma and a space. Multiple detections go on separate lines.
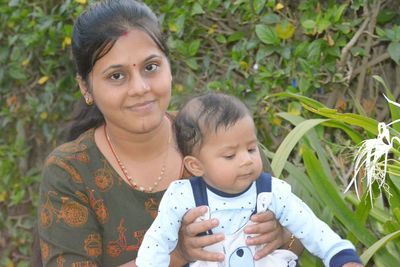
223, 154, 235, 160
248, 147, 257, 153
145, 63, 159, 72
110, 72, 125, 80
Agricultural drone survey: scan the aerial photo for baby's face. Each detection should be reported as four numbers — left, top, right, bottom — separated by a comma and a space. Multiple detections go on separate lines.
195, 115, 263, 194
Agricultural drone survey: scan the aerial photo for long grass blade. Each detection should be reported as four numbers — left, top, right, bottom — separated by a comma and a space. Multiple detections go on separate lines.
271, 118, 329, 177
360, 229, 400, 264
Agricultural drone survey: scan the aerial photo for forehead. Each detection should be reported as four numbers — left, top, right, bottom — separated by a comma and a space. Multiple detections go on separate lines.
94, 28, 164, 69
201, 116, 257, 146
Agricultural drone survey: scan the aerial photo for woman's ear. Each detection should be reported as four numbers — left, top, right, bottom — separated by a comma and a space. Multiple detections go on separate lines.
183, 156, 204, 177
76, 75, 93, 105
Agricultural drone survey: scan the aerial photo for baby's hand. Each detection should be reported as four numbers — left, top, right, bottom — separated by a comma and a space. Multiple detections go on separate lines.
343, 263, 363, 267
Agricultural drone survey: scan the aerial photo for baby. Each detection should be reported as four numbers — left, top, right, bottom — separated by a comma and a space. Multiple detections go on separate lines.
136, 92, 363, 267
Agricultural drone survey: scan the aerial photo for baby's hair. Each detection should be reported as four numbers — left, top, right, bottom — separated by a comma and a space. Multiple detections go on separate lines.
175, 92, 251, 156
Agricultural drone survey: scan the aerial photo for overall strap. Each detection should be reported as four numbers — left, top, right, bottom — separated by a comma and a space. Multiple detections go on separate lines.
189, 176, 209, 207
189, 176, 212, 236
253, 172, 272, 215
256, 172, 272, 194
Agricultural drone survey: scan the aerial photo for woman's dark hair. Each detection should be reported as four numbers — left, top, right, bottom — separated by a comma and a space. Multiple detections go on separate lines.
175, 92, 252, 157
66, 0, 168, 141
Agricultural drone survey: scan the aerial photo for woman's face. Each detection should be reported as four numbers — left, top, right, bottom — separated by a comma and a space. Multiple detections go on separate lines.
82, 28, 172, 134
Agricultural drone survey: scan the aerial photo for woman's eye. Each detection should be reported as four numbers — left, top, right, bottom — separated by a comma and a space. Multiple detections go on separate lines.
110, 73, 125, 80
145, 63, 159, 72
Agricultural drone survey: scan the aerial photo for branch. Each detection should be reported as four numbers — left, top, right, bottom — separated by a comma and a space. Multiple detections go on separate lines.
350, 52, 391, 79
338, 17, 370, 69
355, 0, 382, 101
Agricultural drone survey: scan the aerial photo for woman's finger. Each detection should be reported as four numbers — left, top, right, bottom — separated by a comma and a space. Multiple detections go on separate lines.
253, 239, 281, 260
182, 206, 220, 237
245, 211, 277, 236
191, 247, 225, 262
185, 232, 225, 249
182, 206, 208, 225
250, 210, 275, 223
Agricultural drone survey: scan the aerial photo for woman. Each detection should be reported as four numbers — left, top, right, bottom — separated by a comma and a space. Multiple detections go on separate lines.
37, 0, 302, 266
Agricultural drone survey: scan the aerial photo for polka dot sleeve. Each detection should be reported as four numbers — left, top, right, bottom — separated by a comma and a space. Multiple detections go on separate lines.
136, 180, 196, 266
269, 177, 357, 266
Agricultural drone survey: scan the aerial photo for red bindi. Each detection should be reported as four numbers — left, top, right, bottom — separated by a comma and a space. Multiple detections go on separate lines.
122, 31, 128, 36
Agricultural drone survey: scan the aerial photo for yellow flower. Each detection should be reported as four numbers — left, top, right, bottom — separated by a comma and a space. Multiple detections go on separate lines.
62, 36, 72, 49
21, 59, 29, 67
40, 112, 48, 120
174, 84, 184, 93
275, 3, 284, 11
38, 76, 49, 85
272, 117, 282, 126
0, 192, 7, 202
168, 22, 177, 33
208, 24, 218, 35
75, 0, 87, 4
276, 21, 295, 40
239, 61, 249, 71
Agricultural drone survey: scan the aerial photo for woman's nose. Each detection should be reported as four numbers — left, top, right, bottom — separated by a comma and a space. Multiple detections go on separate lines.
127, 72, 150, 96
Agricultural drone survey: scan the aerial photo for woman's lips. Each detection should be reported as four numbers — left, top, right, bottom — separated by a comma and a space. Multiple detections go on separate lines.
126, 100, 155, 112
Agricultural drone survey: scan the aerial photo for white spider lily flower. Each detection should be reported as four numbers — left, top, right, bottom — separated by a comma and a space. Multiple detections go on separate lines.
383, 94, 400, 109
345, 95, 400, 205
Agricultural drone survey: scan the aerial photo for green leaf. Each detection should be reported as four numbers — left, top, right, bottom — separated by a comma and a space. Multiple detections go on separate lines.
376, 27, 387, 39
320, 121, 364, 144
252, 0, 266, 14
271, 118, 329, 177
188, 40, 200, 56
334, 4, 348, 22
302, 145, 377, 246
372, 75, 400, 131
301, 19, 316, 30
360, 230, 400, 264
191, 3, 205, 16
266, 92, 326, 109
184, 58, 198, 70
388, 42, 400, 64
260, 13, 280, 25
301, 105, 379, 136
255, 24, 280, 45
9, 65, 27, 80
215, 34, 227, 44
316, 18, 331, 33
227, 31, 244, 43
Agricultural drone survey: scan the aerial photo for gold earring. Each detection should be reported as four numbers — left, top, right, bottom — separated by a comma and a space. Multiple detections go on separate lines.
84, 94, 93, 106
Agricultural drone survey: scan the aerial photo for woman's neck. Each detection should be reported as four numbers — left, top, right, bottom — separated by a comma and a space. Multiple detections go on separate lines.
97, 116, 171, 162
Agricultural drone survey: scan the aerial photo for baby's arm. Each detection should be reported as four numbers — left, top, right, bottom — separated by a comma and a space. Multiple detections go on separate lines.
269, 178, 362, 267
136, 181, 195, 266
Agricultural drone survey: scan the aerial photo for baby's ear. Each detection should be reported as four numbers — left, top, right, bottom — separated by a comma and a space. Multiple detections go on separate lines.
183, 156, 204, 177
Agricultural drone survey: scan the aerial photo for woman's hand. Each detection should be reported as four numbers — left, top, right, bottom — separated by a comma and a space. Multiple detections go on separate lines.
243, 210, 284, 260
244, 210, 304, 260
170, 206, 225, 266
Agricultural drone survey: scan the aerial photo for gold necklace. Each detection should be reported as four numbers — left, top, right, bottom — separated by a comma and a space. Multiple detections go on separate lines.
104, 117, 171, 192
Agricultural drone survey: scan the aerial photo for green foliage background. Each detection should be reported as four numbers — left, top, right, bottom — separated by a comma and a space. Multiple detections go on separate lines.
1, 0, 400, 266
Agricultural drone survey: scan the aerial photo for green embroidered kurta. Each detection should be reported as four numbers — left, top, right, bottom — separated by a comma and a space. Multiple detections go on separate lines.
38, 128, 188, 266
